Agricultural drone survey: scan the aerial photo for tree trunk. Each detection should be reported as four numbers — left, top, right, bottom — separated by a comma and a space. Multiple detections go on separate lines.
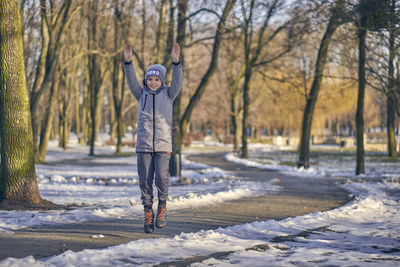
89, 89, 103, 156
87, 0, 108, 156
356, 16, 367, 175
58, 56, 72, 150
230, 92, 240, 151
169, 0, 187, 177
38, 73, 60, 162
241, 69, 251, 158
387, 1, 397, 159
297, 0, 344, 168
240, 0, 254, 159
112, 0, 126, 154
153, 0, 167, 63
59, 68, 74, 150
141, 0, 146, 70
162, 0, 175, 69
387, 94, 397, 158
226, 46, 244, 151
59, 113, 64, 148
82, 68, 90, 143
30, 5, 49, 157
0, 0, 42, 204
108, 86, 117, 141
75, 73, 81, 143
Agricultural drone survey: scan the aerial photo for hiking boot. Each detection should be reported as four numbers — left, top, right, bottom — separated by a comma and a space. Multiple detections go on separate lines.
155, 203, 167, 228
144, 207, 154, 233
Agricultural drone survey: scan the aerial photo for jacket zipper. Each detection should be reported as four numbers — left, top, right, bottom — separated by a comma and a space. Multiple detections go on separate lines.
152, 94, 156, 152
142, 94, 147, 111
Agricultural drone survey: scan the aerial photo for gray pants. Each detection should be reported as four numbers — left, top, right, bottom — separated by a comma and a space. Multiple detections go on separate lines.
137, 152, 170, 207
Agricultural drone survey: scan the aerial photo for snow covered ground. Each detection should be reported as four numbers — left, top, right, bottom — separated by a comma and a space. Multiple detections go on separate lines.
3, 180, 400, 266
225, 143, 400, 180
1, 139, 400, 266
0, 140, 277, 233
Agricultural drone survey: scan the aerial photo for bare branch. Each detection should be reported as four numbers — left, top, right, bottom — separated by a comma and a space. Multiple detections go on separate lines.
185, 8, 222, 22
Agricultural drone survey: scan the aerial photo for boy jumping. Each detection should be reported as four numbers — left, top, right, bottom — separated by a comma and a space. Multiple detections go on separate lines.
123, 43, 182, 233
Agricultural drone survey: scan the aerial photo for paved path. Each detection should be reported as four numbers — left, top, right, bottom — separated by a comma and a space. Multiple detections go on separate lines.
0, 152, 350, 261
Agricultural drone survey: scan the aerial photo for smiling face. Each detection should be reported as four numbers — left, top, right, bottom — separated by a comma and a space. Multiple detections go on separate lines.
146, 76, 162, 91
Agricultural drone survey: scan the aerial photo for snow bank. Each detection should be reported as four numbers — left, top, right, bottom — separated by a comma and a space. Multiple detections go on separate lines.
2, 180, 399, 266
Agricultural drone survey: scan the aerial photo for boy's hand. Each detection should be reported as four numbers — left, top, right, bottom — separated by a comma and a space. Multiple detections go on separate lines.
172, 43, 180, 63
124, 43, 132, 62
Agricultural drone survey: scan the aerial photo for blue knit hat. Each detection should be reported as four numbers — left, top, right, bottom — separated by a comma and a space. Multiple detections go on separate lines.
145, 64, 166, 85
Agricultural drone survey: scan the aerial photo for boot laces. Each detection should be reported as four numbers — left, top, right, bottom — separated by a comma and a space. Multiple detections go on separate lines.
157, 206, 166, 221
145, 210, 153, 225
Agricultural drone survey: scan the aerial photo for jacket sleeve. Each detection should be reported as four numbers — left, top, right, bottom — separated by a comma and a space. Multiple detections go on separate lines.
168, 62, 183, 100
123, 61, 142, 101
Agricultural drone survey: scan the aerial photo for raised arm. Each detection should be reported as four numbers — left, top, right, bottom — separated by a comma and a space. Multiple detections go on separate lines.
123, 43, 141, 101
168, 43, 183, 100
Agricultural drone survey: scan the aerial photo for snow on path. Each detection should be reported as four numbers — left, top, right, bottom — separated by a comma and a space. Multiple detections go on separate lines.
1, 180, 399, 266
1, 142, 399, 266
0, 143, 278, 233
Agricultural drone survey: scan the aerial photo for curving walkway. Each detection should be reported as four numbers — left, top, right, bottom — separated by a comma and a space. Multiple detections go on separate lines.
0, 152, 350, 261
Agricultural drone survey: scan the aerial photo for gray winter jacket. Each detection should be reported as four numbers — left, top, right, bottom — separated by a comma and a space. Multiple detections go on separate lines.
123, 61, 183, 152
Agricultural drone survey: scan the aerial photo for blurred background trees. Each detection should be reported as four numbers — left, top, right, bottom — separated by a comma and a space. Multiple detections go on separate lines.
14, 0, 400, 175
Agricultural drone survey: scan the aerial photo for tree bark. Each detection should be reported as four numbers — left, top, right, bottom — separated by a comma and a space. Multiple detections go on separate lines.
82, 67, 90, 143
87, 0, 108, 156
58, 64, 74, 150
75, 71, 81, 143
58, 71, 67, 149
241, 0, 253, 160
38, 72, 60, 161
241, 68, 251, 158
112, 0, 126, 154
108, 83, 117, 141
169, 0, 187, 177
297, 0, 344, 168
230, 91, 241, 151
386, 95, 397, 158
356, 14, 367, 175
162, 0, 175, 68
225, 49, 243, 151
153, 0, 167, 63
387, 0, 397, 159
0, 0, 42, 204
30, 5, 49, 157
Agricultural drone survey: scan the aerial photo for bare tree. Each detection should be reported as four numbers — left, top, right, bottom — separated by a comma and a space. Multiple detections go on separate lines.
169, 0, 237, 176
58, 52, 77, 150
355, 1, 367, 174
386, 0, 398, 158
239, 0, 299, 158
367, 0, 399, 159
87, 0, 111, 156
30, 0, 76, 162
170, 0, 187, 176
355, 0, 392, 174
112, 0, 135, 154
153, 0, 168, 63
298, 0, 347, 168
221, 33, 245, 151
